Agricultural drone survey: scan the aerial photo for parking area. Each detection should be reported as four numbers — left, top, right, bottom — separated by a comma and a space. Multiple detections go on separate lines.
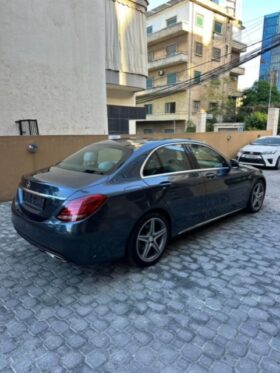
1, 170, 280, 373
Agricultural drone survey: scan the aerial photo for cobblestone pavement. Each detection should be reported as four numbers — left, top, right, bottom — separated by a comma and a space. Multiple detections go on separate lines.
1, 170, 280, 373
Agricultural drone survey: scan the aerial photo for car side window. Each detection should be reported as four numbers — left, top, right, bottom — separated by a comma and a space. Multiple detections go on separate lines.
189, 144, 228, 169
143, 144, 191, 176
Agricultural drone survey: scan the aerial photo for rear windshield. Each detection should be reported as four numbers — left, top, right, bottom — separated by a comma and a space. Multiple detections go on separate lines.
57, 143, 132, 174
251, 137, 280, 146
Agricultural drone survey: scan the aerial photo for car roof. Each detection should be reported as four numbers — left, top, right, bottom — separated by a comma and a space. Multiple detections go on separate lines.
101, 138, 205, 153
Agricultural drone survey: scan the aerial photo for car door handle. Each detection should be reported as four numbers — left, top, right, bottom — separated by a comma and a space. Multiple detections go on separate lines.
206, 173, 216, 180
159, 181, 172, 188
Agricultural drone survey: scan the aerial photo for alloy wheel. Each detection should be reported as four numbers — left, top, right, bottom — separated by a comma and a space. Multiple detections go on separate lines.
251, 182, 265, 211
136, 217, 167, 263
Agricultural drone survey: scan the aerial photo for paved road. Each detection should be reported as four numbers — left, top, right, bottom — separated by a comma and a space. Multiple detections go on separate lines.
1, 170, 280, 372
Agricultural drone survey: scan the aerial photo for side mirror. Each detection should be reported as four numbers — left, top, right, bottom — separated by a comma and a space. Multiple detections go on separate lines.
230, 159, 239, 168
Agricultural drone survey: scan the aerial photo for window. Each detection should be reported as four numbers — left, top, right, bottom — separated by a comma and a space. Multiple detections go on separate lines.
147, 25, 153, 34
195, 42, 203, 56
143, 144, 191, 176
225, 45, 229, 56
144, 128, 153, 134
148, 51, 153, 62
16, 119, 39, 136
214, 21, 223, 34
211, 0, 219, 4
166, 16, 177, 27
193, 100, 200, 112
58, 143, 131, 174
164, 129, 175, 134
212, 47, 221, 61
165, 102, 176, 113
166, 44, 177, 57
209, 102, 218, 112
144, 104, 153, 115
196, 14, 204, 28
189, 144, 228, 169
194, 71, 201, 83
167, 72, 177, 85
146, 78, 153, 89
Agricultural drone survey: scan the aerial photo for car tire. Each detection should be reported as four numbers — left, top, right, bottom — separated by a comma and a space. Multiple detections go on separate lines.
127, 212, 169, 267
275, 157, 280, 170
246, 180, 265, 213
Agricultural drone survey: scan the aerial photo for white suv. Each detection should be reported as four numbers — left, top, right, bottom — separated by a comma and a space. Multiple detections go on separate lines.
237, 136, 280, 169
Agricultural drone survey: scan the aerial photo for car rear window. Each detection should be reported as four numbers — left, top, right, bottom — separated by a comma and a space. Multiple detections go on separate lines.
251, 137, 280, 146
57, 143, 132, 174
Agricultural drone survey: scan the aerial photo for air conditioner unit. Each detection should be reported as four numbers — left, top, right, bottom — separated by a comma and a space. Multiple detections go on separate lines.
158, 70, 165, 76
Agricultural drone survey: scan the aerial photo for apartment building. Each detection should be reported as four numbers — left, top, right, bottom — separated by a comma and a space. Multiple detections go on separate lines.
0, 0, 148, 136
136, 0, 246, 135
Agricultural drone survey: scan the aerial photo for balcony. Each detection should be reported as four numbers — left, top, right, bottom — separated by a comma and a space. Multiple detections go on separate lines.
228, 90, 243, 98
230, 66, 245, 75
148, 52, 188, 71
232, 39, 247, 53
148, 22, 189, 46
145, 112, 187, 121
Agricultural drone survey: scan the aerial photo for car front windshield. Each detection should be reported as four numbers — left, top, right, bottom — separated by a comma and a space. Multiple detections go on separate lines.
251, 137, 280, 146
57, 143, 132, 174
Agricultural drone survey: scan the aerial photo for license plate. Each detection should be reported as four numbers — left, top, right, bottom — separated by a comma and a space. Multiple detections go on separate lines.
242, 154, 261, 159
23, 191, 45, 210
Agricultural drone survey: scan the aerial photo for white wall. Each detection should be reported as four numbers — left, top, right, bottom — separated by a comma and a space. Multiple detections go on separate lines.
0, 0, 108, 135
147, 1, 189, 32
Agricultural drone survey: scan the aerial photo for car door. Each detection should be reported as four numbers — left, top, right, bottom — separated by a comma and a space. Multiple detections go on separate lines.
187, 143, 251, 220
142, 143, 207, 234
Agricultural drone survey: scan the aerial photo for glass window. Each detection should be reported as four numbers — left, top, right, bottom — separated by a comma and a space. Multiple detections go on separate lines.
166, 16, 177, 27
251, 137, 280, 146
212, 47, 221, 61
167, 73, 177, 85
194, 71, 201, 83
165, 102, 176, 113
214, 21, 223, 34
193, 100, 200, 112
144, 104, 153, 115
164, 129, 175, 134
146, 78, 153, 89
148, 51, 153, 62
147, 25, 153, 34
143, 144, 191, 176
189, 144, 228, 169
195, 42, 203, 56
166, 44, 177, 57
58, 144, 131, 174
196, 14, 204, 28
144, 128, 153, 134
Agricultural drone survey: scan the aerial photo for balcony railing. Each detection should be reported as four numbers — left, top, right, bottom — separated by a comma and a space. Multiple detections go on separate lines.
147, 22, 189, 46
148, 52, 188, 71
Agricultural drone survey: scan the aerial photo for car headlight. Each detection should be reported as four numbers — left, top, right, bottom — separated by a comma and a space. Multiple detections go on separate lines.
237, 152, 242, 157
261, 151, 277, 155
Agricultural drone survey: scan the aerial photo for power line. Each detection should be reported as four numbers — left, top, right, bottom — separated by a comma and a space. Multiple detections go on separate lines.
140, 33, 278, 100
137, 35, 280, 104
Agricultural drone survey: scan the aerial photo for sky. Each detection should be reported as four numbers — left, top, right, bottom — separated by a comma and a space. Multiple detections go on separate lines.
148, 0, 280, 90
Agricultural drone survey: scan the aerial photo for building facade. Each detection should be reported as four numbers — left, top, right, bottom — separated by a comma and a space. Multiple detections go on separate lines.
0, 0, 148, 136
136, 0, 246, 135
259, 12, 280, 92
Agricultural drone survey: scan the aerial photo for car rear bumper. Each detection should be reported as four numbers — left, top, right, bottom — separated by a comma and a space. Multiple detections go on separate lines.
11, 201, 125, 265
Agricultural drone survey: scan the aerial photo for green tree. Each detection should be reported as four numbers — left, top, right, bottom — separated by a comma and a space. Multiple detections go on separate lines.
241, 80, 280, 114
244, 112, 268, 131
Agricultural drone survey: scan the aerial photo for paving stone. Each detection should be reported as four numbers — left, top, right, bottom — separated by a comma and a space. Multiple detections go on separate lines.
1, 171, 280, 372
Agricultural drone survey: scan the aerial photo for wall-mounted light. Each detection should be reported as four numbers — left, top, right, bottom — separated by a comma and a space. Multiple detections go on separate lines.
227, 135, 232, 142
27, 144, 38, 154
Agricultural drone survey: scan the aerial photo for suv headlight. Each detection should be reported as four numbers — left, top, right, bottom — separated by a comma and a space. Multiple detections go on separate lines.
237, 151, 242, 157
261, 151, 277, 155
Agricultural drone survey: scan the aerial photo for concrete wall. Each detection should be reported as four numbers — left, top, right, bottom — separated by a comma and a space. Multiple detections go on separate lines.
0, 130, 271, 202
0, 0, 108, 136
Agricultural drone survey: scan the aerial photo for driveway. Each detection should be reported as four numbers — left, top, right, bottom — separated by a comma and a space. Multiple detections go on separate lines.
1, 170, 280, 372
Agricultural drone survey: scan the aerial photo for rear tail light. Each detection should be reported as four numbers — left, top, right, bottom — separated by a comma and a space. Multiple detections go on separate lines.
57, 194, 107, 222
